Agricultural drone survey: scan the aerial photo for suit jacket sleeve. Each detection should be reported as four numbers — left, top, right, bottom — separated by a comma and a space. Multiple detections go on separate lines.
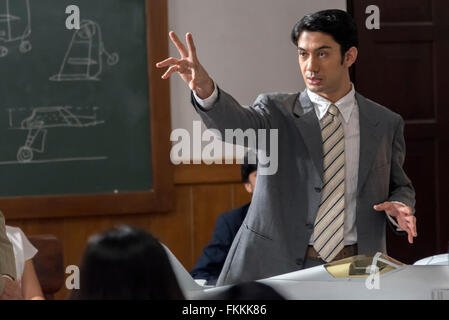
191, 88, 275, 146
0, 211, 17, 295
387, 116, 416, 212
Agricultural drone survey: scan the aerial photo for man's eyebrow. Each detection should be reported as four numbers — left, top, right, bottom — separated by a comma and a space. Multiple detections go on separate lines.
297, 45, 332, 51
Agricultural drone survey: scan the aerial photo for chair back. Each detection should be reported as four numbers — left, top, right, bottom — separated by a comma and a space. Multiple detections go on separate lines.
28, 235, 64, 300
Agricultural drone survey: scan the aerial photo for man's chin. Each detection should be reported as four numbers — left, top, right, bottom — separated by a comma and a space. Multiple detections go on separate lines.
306, 85, 325, 93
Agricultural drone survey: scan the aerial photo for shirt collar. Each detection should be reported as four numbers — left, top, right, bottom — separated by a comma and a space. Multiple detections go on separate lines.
306, 83, 356, 123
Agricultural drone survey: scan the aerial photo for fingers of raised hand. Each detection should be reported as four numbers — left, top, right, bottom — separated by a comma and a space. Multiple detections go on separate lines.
157, 57, 194, 79
161, 65, 180, 79
169, 31, 188, 57
186, 32, 198, 61
156, 57, 181, 69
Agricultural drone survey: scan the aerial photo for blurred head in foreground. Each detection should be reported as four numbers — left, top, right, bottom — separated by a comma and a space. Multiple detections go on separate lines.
211, 281, 285, 300
71, 225, 184, 300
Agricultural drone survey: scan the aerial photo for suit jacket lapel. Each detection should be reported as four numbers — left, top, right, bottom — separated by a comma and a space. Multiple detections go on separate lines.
291, 91, 383, 187
356, 92, 382, 194
292, 91, 323, 181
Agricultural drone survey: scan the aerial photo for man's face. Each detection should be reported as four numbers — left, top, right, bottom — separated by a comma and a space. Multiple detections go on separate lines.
297, 31, 354, 99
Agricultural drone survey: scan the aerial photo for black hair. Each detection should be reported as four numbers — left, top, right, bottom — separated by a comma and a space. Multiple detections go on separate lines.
71, 225, 185, 300
211, 282, 285, 300
241, 150, 257, 183
291, 9, 358, 61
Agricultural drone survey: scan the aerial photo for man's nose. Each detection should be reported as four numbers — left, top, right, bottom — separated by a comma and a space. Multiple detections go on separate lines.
306, 56, 319, 73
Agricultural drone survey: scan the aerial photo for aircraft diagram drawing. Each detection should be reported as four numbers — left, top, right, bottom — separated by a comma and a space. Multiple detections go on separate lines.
50, 19, 119, 81
7, 106, 105, 163
0, 0, 32, 58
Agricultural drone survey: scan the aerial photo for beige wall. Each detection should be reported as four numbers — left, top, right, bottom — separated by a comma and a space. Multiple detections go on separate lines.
167, 0, 346, 161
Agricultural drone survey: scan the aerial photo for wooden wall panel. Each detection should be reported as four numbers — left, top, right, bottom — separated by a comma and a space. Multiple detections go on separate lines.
232, 183, 252, 208
192, 184, 234, 263
174, 163, 242, 185
149, 186, 194, 270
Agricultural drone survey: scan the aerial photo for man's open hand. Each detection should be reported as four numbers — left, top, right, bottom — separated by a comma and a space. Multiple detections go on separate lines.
374, 201, 417, 244
156, 31, 214, 99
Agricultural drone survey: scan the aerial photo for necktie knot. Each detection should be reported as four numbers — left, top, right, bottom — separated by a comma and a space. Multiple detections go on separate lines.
328, 104, 339, 117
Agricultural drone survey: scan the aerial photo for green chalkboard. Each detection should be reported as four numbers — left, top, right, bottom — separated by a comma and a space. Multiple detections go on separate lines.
0, 0, 153, 197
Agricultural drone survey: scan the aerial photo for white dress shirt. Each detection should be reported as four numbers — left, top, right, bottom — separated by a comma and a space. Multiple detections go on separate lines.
193, 82, 219, 109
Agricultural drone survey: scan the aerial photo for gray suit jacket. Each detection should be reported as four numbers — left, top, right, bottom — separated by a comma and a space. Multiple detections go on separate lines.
191, 88, 415, 286
0, 210, 16, 294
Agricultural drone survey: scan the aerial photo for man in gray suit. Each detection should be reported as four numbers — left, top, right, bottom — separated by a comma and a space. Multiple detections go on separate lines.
0, 210, 18, 298
157, 9, 417, 286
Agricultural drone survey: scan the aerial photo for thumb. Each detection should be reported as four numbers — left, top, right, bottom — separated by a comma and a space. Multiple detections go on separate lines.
373, 202, 387, 211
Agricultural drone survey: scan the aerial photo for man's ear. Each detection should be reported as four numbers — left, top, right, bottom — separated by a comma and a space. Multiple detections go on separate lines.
244, 182, 253, 194
344, 47, 358, 68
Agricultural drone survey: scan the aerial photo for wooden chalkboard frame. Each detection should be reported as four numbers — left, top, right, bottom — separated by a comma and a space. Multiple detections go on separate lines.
1, 0, 173, 219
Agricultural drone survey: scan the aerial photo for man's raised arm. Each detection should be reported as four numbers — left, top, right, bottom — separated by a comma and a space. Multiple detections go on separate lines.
156, 31, 275, 143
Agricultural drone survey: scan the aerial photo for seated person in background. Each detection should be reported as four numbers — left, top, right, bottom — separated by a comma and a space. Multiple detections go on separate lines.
5, 226, 44, 300
70, 225, 185, 300
190, 152, 257, 285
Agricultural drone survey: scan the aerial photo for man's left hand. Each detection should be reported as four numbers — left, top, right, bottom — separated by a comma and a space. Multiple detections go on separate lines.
373, 202, 417, 244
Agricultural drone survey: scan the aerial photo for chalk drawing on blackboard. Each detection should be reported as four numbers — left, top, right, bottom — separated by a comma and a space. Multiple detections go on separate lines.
7, 106, 105, 163
0, 0, 32, 58
50, 20, 119, 81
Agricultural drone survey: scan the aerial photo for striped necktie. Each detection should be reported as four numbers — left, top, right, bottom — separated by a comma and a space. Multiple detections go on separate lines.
312, 104, 345, 262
